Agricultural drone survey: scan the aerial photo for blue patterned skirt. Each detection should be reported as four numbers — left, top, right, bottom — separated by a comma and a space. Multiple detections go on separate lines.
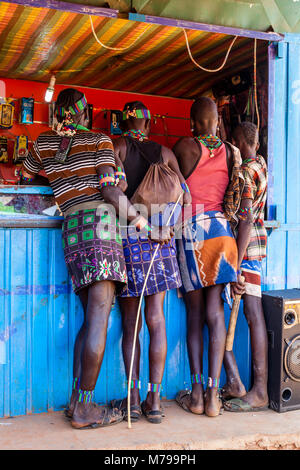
119, 227, 182, 297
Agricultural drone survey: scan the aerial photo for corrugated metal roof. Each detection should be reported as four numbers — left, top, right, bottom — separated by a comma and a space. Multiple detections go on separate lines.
0, 1, 268, 98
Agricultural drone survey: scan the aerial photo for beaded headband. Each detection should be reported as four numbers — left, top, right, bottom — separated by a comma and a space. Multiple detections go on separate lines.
56, 95, 88, 117
122, 107, 151, 121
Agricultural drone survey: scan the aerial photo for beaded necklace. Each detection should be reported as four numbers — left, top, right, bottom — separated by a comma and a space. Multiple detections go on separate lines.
242, 156, 260, 165
123, 129, 148, 142
196, 134, 222, 158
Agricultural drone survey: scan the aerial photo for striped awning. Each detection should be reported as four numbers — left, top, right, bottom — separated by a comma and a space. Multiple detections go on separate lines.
0, 1, 268, 98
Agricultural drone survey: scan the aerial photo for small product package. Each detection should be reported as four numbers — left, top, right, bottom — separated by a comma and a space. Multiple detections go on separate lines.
0, 136, 8, 163
13, 135, 29, 164
20, 97, 34, 124
0, 98, 15, 129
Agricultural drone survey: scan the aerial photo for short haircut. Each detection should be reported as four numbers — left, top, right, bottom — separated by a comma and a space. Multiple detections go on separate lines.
190, 96, 218, 122
123, 101, 147, 112
233, 122, 258, 147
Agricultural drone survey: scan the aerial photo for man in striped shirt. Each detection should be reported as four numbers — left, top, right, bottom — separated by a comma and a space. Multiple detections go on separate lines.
20, 88, 172, 429
223, 122, 269, 412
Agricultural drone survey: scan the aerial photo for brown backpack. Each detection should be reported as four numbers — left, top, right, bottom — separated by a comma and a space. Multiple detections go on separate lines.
130, 146, 183, 214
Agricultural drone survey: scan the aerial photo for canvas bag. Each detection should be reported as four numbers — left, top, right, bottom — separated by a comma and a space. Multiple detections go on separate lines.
129, 141, 183, 216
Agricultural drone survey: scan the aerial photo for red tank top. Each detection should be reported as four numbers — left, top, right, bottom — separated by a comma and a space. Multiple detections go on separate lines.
186, 141, 229, 217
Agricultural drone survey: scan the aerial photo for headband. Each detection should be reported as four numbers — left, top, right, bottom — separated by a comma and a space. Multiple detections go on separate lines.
122, 107, 151, 121
56, 95, 88, 117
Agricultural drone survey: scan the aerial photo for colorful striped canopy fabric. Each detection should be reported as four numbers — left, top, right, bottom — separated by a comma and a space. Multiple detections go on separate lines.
0, 1, 268, 98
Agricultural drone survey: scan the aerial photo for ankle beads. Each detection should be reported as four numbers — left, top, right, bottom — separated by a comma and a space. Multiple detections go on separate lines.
148, 383, 162, 393
191, 373, 205, 385
129, 379, 141, 389
77, 389, 93, 404
207, 377, 220, 389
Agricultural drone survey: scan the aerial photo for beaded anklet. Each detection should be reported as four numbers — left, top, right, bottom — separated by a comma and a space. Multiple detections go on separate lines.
207, 377, 220, 389
77, 389, 93, 404
148, 383, 162, 394
129, 379, 141, 390
191, 373, 205, 385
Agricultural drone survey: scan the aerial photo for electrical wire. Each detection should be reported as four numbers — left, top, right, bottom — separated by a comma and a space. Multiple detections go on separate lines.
183, 28, 238, 73
127, 192, 184, 429
89, 15, 150, 51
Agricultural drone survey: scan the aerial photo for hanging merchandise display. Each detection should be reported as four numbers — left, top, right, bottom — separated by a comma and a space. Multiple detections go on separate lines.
13, 135, 29, 164
0, 136, 8, 163
110, 110, 123, 135
0, 98, 15, 129
19, 97, 34, 124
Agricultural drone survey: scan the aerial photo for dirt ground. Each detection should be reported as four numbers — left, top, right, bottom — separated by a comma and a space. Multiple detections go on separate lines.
0, 401, 300, 450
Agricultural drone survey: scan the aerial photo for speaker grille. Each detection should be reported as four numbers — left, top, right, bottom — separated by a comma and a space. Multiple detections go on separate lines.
284, 335, 300, 382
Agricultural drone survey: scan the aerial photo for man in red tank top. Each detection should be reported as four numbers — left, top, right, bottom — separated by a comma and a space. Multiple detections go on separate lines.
173, 97, 245, 417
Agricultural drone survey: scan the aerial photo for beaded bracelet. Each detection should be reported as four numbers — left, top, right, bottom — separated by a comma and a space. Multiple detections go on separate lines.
17, 168, 34, 183
115, 166, 127, 181
237, 207, 253, 221
181, 182, 190, 193
99, 173, 116, 189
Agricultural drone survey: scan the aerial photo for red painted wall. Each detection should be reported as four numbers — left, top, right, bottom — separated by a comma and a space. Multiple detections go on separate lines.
0, 78, 193, 165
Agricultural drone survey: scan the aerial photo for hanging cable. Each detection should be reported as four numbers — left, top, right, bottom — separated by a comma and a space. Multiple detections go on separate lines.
253, 38, 260, 130
89, 15, 150, 51
127, 191, 184, 429
183, 28, 238, 73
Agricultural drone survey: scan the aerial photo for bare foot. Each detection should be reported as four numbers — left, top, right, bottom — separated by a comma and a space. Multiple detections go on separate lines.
221, 380, 246, 400
204, 389, 222, 417
176, 385, 204, 415
237, 387, 268, 408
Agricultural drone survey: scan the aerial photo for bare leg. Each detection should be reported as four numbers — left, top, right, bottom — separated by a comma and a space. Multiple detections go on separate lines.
222, 350, 247, 399
118, 297, 142, 409
67, 288, 88, 416
143, 292, 167, 413
72, 281, 122, 428
204, 284, 226, 417
179, 289, 205, 414
237, 294, 268, 407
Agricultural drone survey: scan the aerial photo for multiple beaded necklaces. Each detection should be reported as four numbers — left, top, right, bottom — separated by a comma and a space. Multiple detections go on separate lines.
195, 134, 223, 158
122, 129, 148, 142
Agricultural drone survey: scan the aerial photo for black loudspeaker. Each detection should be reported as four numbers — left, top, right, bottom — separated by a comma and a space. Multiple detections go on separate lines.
262, 289, 300, 412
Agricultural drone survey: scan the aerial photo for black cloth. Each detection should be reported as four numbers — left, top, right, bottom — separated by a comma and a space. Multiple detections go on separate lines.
123, 137, 163, 199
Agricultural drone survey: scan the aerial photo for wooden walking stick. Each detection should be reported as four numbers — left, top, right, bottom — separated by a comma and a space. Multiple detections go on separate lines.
225, 276, 245, 351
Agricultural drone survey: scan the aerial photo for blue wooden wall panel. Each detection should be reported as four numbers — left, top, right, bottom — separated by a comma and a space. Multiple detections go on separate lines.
0, 224, 252, 416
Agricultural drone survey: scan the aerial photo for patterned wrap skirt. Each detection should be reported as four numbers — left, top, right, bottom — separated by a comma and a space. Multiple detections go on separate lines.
177, 211, 238, 303
62, 208, 127, 295
119, 226, 182, 298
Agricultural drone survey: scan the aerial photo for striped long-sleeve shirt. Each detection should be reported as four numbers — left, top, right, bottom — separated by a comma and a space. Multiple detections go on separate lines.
22, 130, 116, 213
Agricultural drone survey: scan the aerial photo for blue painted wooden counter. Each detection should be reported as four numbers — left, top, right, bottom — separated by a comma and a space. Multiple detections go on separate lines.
0, 186, 251, 417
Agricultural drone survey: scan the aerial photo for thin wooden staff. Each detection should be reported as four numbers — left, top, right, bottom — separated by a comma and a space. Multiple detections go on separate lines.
225, 276, 245, 351
127, 192, 184, 429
